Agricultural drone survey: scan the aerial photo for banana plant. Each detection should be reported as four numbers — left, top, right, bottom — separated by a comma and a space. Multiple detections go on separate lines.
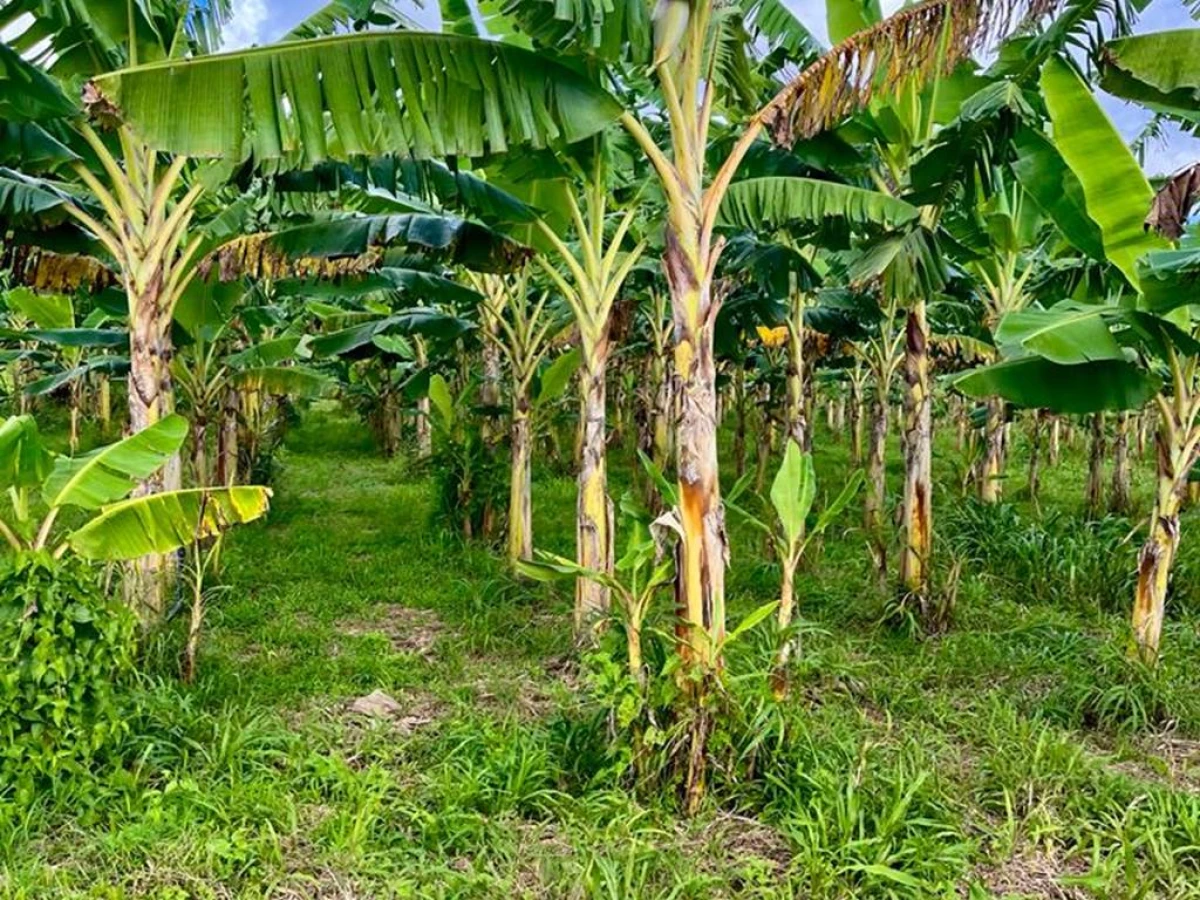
955, 49, 1200, 665
519, 496, 675, 685
728, 443, 862, 684
0, 414, 269, 619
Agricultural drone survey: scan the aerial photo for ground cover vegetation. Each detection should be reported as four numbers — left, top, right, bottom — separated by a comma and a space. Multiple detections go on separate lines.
2, 0, 1200, 896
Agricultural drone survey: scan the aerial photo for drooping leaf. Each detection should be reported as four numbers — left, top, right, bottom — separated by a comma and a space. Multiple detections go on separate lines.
0, 41, 78, 121
994, 302, 1124, 364
953, 356, 1160, 413
309, 309, 471, 357
91, 33, 624, 164
1138, 248, 1200, 312
69, 487, 272, 561
228, 366, 332, 397
225, 336, 311, 367
43, 415, 188, 510
1099, 29, 1200, 114
274, 267, 482, 306
761, 0, 1053, 149
2, 327, 127, 349
718, 177, 920, 233
266, 214, 531, 274
24, 357, 128, 397
1145, 162, 1200, 240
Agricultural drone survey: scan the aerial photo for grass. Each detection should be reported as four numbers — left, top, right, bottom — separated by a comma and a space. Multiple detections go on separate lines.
4, 404, 1200, 898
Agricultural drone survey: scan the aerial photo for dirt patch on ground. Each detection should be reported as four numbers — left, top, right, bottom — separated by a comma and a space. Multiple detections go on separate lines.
680, 811, 793, 881
335, 605, 444, 658
963, 847, 1091, 899
1099, 734, 1200, 796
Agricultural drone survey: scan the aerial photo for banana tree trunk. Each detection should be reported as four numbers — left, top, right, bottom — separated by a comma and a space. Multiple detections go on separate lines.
755, 394, 774, 495
865, 386, 889, 583
415, 338, 431, 459
97, 373, 112, 434
1028, 411, 1043, 510
380, 389, 400, 458
576, 353, 613, 636
216, 386, 239, 488
508, 397, 533, 564
953, 395, 966, 453
1110, 411, 1132, 515
1087, 413, 1106, 517
849, 377, 864, 466
481, 324, 503, 541
772, 554, 801, 696
733, 365, 748, 479
980, 397, 1005, 503
651, 347, 673, 475
127, 292, 181, 621
666, 247, 727, 680
68, 378, 82, 454
191, 414, 209, 488
1132, 418, 1192, 665
785, 292, 807, 450
1048, 414, 1060, 466
900, 300, 932, 610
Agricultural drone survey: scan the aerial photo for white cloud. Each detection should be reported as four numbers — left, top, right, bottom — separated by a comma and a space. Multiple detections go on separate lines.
222, 0, 269, 50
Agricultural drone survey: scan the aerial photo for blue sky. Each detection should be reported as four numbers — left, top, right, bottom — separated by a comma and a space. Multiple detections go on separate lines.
223, 0, 1200, 174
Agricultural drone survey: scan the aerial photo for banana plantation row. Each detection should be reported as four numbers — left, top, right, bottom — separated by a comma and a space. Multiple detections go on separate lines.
1, 0, 1199, 808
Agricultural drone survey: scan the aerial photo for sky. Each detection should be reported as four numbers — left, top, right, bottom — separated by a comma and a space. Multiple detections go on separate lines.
222, 0, 1200, 175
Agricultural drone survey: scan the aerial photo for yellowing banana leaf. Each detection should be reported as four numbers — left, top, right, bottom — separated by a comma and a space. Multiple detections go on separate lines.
68, 487, 272, 561
91, 33, 623, 164
1040, 55, 1166, 290
43, 415, 188, 510
228, 366, 333, 397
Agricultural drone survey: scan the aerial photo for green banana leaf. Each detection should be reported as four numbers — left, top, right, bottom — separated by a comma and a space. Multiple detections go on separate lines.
268, 213, 530, 275
718, 177, 919, 233
68, 487, 272, 561
994, 302, 1124, 364
826, 0, 881, 44
1010, 128, 1106, 263
0, 415, 52, 492
91, 33, 623, 164
1100, 29, 1200, 113
770, 441, 816, 549
309, 309, 471, 357
1039, 55, 1165, 289
954, 356, 1160, 413
43, 415, 188, 510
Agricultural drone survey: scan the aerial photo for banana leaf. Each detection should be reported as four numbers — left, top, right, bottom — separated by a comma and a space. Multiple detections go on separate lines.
43, 414, 188, 510
69, 487, 272, 561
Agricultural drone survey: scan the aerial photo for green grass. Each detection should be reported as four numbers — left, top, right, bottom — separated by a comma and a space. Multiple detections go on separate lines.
4, 406, 1200, 898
